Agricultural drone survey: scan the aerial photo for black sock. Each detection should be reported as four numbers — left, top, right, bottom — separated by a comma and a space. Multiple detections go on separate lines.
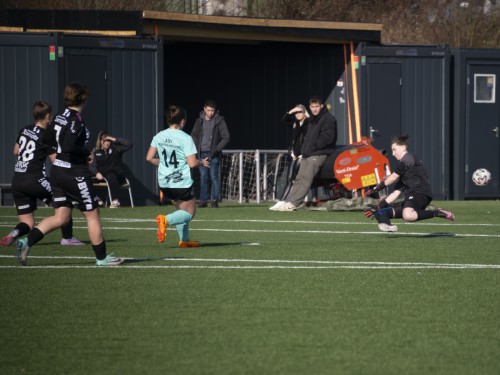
416, 210, 436, 221
92, 241, 107, 260
61, 218, 73, 239
392, 207, 403, 219
375, 207, 393, 225
434, 210, 447, 218
14, 222, 31, 238
27, 227, 44, 247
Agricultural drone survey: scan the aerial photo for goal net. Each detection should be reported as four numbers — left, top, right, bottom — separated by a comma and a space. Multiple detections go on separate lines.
220, 150, 291, 203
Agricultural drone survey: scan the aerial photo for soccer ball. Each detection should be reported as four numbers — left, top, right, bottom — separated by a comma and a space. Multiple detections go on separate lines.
472, 168, 492, 186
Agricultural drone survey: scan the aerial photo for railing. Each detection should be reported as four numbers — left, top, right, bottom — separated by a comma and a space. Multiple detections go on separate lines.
220, 150, 289, 203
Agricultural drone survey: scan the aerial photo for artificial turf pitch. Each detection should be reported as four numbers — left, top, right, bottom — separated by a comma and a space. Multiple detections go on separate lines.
0, 201, 499, 374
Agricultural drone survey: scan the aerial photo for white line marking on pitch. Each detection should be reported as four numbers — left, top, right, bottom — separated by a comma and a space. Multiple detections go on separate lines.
87, 226, 500, 238
0, 265, 499, 269
0, 255, 499, 269
1, 216, 499, 227
0, 223, 498, 238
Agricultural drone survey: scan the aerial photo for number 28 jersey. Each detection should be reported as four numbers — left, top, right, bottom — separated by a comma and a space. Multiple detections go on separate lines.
151, 128, 197, 189
14, 124, 54, 178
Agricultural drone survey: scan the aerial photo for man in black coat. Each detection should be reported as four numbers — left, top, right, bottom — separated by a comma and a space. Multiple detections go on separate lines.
276, 95, 337, 211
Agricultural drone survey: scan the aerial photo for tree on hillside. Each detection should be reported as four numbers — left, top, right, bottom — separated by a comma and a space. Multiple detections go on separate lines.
1, 0, 499, 47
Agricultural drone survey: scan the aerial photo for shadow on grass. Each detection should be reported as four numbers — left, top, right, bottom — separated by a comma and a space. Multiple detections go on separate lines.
38, 238, 126, 247
123, 256, 185, 264
198, 242, 240, 247
385, 233, 457, 239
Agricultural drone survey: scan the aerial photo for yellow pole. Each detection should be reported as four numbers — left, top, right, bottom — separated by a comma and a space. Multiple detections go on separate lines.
350, 41, 361, 142
343, 43, 353, 144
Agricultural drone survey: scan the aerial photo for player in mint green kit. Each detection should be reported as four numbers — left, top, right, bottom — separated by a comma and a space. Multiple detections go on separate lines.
146, 105, 209, 247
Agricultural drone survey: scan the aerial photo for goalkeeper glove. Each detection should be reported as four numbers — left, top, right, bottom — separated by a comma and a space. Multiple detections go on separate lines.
365, 181, 386, 196
363, 200, 389, 220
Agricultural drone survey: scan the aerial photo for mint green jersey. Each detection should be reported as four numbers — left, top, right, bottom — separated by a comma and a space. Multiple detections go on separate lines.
151, 128, 197, 188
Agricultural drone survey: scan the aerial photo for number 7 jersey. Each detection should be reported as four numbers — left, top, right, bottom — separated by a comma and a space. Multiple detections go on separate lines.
151, 128, 197, 189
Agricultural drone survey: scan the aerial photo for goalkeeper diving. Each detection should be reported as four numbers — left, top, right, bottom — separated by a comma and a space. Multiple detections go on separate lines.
364, 134, 455, 232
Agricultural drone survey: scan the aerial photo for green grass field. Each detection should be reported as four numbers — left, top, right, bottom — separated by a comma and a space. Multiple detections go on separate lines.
1, 201, 499, 374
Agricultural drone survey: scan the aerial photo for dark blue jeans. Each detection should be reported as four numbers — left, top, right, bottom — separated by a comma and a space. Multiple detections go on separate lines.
199, 152, 220, 202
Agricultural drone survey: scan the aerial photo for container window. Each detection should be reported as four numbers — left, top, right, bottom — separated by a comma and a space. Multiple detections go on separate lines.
474, 74, 496, 103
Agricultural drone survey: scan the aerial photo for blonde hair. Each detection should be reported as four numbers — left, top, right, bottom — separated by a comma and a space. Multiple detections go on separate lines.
95, 131, 111, 150
296, 104, 310, 118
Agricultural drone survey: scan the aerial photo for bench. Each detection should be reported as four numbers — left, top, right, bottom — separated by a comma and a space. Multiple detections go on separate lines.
93, 177, 134, 207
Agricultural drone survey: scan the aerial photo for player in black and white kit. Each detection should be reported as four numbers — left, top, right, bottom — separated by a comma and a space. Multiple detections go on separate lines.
16, 83, 124, 266
0, 101, 83, 247
364, 134, 455, 232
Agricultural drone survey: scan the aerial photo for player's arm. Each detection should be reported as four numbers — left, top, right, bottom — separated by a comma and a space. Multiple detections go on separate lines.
367, 171, 400, 195
146, 146, 160, 167
48, 152, 56, 163
110, 136, 133, 153
13, 143, 20, 156
384, 189, 401, 205
383, 172, 400, 187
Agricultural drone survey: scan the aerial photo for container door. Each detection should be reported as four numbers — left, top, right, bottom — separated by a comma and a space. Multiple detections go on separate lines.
365, 62, 402, 173
65, 54, 108, 142
465, 64, 500, 197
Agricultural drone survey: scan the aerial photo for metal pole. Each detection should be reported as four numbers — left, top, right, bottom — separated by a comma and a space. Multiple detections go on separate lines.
263, 152, 268, 201
255, 150, 260, 203
239, 152, 243, 203
272, 153, 282, 200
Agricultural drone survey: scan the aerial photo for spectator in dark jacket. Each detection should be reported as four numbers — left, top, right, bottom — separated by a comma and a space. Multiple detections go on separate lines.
190, 99, 230, 208
275, 95, 337, 211
89, 131, 132, 208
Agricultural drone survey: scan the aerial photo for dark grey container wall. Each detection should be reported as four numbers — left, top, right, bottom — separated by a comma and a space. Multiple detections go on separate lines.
451, 48, 500, 200
0, 33, 59, 193
0, 32, 163, 205
360, 45, 451, 200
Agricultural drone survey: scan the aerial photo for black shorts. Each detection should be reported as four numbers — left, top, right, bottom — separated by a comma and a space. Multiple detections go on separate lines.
160, 187, 195, 202
51, 165, 98, 212
12, 174, 53, 215
403, 191, 432, 210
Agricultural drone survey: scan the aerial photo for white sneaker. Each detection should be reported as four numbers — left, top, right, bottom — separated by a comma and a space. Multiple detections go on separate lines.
269, 201, 285, 210
378, 223, 398, 232
110, 199, 120, 208
275, 202, 297, 211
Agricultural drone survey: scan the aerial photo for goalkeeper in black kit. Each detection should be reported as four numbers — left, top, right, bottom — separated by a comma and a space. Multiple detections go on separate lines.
364, 134, 455, 232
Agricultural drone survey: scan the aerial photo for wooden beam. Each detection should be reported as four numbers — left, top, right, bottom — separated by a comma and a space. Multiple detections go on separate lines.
142, 11, 382, 32
26, 29, 137, 36
144, 23, 353, 44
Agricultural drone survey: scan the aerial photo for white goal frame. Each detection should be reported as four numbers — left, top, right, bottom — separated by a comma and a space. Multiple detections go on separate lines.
220, 149, 289, 203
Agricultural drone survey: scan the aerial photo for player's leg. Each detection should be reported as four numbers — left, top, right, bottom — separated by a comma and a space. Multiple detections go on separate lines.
81, 208, 122, 266
0, 213, 33, 246
156, 188, 199, 247
403, 194, 455, 222
175, 198, 199, 248
60, 216, 85, 245
16, 206, 72, 265
81, 209, 103, 245
2, 179, 39, 246
374, 207, 399, 232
